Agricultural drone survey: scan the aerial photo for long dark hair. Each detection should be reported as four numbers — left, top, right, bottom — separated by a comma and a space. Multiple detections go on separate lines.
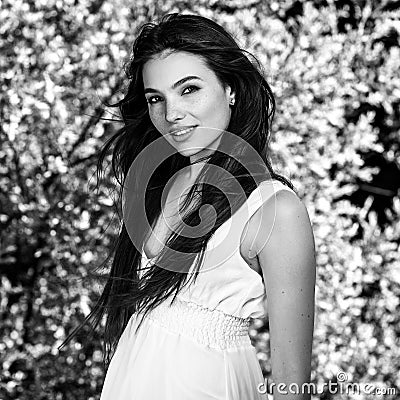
61, 12, 295, 366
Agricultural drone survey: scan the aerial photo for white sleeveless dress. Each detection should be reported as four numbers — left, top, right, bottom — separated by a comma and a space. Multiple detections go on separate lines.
100, 180, 296, 400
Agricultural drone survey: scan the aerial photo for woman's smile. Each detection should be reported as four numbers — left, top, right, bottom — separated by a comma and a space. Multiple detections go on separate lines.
171, 126, 197, 141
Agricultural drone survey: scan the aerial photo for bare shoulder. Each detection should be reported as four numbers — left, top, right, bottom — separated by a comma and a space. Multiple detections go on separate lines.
269, 189, 309, 223
251, 188, 315, 262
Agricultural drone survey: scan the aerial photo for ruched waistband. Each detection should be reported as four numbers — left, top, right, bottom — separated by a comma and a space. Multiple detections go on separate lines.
145, 297, 252, 350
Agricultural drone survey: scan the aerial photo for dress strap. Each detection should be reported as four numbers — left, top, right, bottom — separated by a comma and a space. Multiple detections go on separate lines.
203, 180, 298, 268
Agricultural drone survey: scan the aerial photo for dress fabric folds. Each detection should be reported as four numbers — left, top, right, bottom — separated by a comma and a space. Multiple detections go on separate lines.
100, 180, 295, 400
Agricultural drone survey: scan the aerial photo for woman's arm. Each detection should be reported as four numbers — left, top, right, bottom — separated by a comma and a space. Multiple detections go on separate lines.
255, 190, 316, 400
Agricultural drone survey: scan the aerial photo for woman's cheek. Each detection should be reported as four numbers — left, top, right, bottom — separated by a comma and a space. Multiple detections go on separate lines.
149, 110, 164, 131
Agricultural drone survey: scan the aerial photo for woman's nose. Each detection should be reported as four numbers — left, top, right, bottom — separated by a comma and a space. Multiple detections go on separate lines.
164, 100, 184, 123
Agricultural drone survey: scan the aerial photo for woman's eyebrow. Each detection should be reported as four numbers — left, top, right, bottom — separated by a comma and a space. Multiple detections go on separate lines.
144, 75, 203, 94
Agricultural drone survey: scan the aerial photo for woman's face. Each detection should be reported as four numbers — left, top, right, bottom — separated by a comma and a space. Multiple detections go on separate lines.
142, 51, 235, 163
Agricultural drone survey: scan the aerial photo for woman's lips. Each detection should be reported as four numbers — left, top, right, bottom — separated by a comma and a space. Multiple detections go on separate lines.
171, 126, 197, 142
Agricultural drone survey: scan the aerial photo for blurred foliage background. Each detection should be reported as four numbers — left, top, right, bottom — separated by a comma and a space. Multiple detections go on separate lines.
1, 0, 399, 399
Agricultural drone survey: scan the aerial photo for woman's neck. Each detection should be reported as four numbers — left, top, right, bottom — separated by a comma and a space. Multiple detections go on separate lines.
181, 161, 207, 182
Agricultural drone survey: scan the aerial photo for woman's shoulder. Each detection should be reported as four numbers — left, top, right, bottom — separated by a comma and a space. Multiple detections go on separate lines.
254, 179, 306, 224
244, 179, 311, 252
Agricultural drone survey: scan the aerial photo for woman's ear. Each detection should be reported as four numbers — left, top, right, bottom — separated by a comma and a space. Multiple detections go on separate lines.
226, 86, 236, 106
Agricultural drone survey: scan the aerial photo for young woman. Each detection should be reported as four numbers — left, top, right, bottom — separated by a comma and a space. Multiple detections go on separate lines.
85, 13, 316, 400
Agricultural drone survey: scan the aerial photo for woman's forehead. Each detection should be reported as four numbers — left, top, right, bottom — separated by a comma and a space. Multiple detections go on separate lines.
142, 52, 213, 88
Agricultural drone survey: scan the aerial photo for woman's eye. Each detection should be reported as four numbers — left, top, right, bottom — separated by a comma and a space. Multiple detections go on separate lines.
146, 86, 199, 105
147, 96, 161, 105
182, 85, 199, 95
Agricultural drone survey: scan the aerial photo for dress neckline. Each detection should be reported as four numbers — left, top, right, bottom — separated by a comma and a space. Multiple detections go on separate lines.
141, 180, 279, 263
